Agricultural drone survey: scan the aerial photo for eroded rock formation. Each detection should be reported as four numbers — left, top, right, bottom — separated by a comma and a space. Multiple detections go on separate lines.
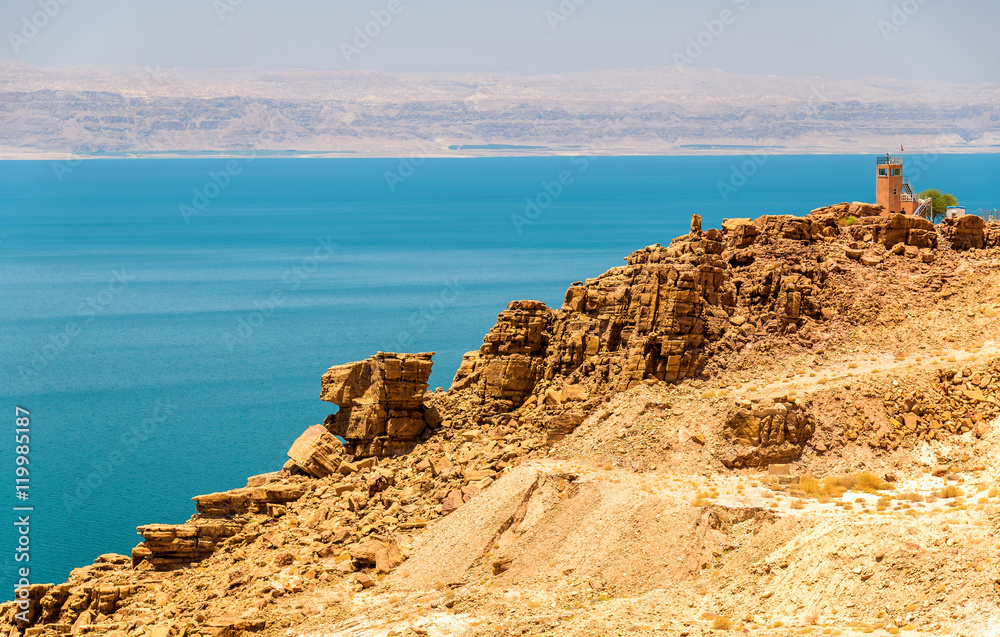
986, 220, 1000, 248
321, 352, 434, 457
718, 397, 818, 468
6, 201, 1000, 637
449, 212, 836, 435
940, 215, 987, 251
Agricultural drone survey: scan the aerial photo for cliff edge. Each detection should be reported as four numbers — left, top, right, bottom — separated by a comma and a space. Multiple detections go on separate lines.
4, 206, 1000, 637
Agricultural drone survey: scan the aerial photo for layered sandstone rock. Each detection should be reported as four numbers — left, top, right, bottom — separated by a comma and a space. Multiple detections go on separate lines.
321, 352, 434, 457
940, 215, 986, 251
5, 559, 141, 634
987, 220, 1000, 248
286, 424, 345, 477
131, 522, 242, 570
128, 475, 309, 571
191, 478, 306, 517
848, 213, 938, 250
718, 397, 817, 468
452, 215, 834, 424
809, 201, 884, 223
451, 301, 555, 407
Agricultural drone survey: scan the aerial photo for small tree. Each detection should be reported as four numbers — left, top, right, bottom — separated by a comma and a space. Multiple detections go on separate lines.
917, 189, 959, 223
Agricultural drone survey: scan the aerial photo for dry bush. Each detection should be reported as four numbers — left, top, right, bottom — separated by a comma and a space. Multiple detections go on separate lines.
854, 472, 891, 491
938, 485, 965, 499
800, 475, 821, 495
897, 492, 924, 502
790, 499, 805, 510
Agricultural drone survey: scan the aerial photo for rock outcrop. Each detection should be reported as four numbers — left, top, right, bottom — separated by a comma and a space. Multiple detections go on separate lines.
451, 301, 555, 408
321, 352, 434, 457
987, 220, 1000, 248
846, 213, 938, 250
809, 201, 884, 223
940, 215, 986, 251
452, 213, 833, 426
718, 397, 817, 468
131, 522, 242, 570
7, 201, 1000, 637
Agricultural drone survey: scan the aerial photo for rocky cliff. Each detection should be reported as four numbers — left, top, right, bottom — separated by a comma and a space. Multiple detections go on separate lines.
4, 205, 1000, 637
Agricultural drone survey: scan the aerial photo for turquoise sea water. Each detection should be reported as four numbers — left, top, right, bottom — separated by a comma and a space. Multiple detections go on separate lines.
2, 155, 998, 589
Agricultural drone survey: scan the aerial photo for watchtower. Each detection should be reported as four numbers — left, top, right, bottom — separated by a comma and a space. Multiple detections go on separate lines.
876, 153, 927, 217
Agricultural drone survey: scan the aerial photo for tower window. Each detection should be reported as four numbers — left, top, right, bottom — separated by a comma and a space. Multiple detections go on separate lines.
892, 168, 901, 176
879, 168, 888, 177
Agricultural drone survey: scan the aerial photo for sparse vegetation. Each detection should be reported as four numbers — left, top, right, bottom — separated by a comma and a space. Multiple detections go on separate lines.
938, 485, 965, 499
917, 188, 959, 222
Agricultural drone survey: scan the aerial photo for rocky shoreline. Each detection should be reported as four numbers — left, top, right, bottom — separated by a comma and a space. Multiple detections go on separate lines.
4, 205, 999, 637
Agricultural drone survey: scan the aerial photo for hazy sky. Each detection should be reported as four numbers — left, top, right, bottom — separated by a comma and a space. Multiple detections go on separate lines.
2, 0, 998, 83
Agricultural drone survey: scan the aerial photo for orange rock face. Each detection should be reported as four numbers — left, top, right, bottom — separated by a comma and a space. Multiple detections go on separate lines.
321, 352, 435, 456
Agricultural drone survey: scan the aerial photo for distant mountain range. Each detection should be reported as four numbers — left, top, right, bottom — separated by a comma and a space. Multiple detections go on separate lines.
2, 62, 999, 158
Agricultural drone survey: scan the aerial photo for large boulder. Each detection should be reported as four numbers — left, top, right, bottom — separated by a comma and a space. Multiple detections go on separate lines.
286, 424, 344, 477
718, 397, 817, 468
850, 213, 937, 249
987, 221, 1000, 248
322, 352, 434, 457
941, 215, 986, 251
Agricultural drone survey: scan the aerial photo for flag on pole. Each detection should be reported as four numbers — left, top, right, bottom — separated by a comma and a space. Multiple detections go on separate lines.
901, 145, 904, 153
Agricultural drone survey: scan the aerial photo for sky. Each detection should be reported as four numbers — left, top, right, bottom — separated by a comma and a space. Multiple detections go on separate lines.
2, 0, 999, 83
